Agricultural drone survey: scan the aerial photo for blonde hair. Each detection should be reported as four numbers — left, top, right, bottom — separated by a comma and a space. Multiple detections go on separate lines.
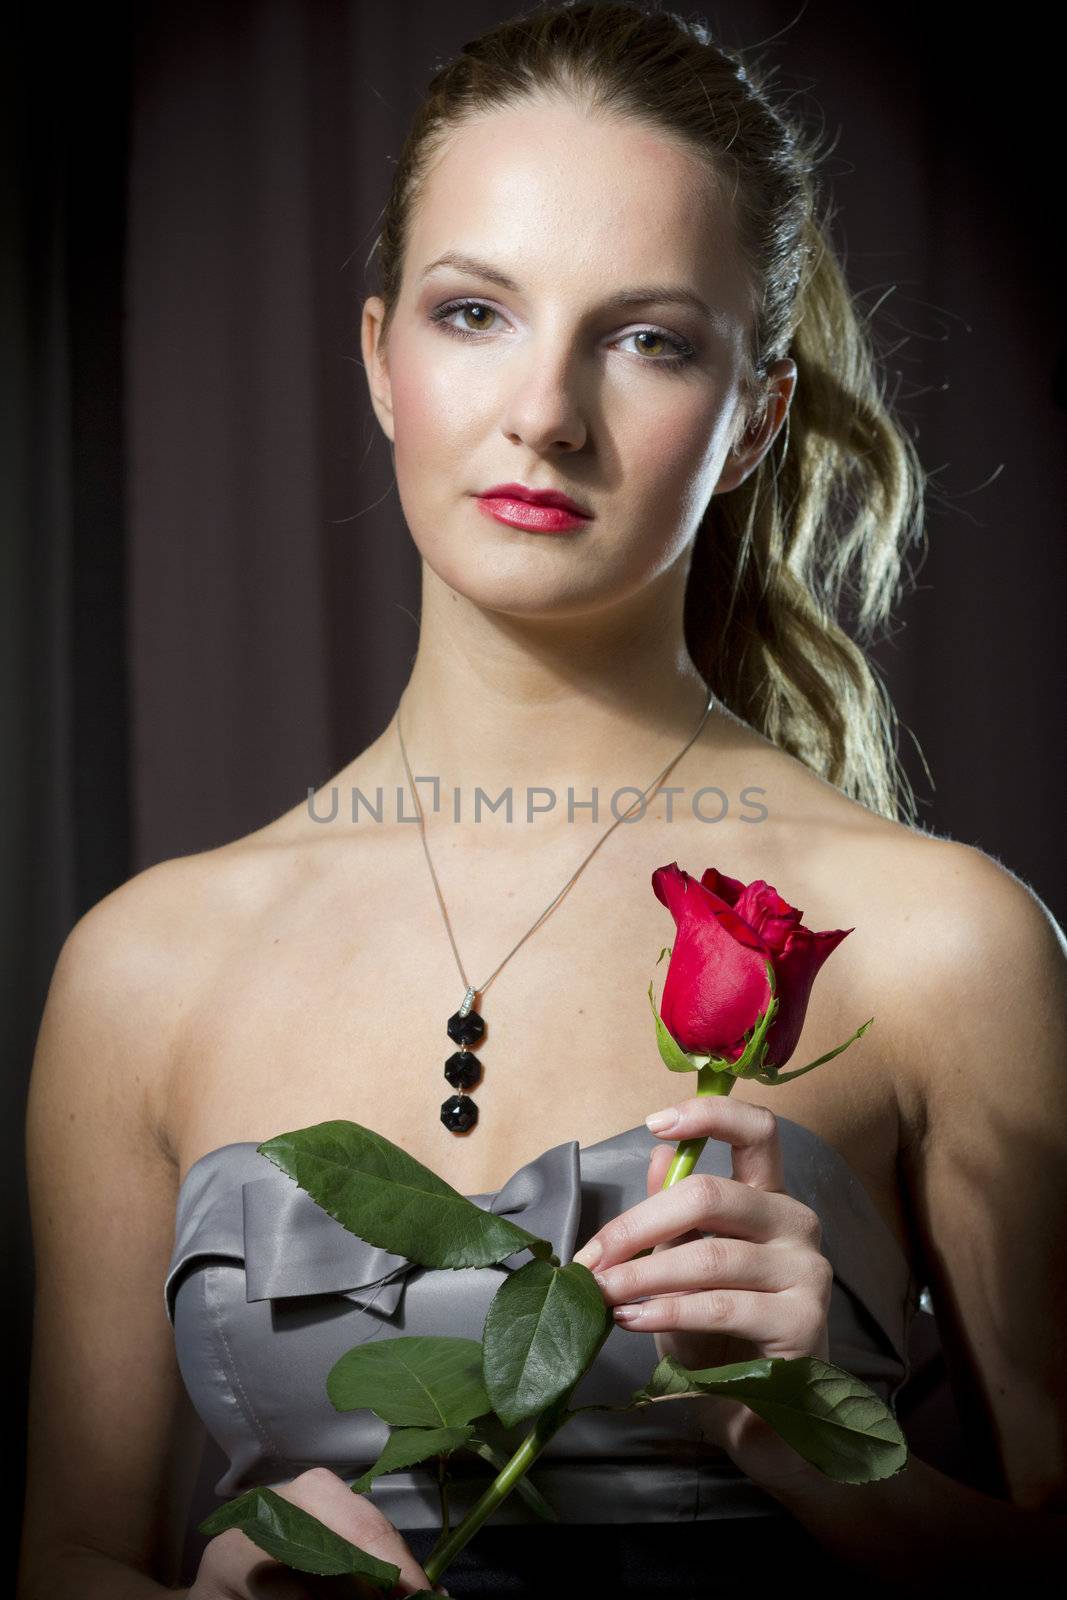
372, 1, 928, 825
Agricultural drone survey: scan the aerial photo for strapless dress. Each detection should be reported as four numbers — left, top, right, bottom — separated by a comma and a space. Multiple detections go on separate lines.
164, 1116, 927, 1592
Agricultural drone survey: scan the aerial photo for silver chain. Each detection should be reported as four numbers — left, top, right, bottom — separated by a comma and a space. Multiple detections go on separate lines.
395, 688, 715, 1002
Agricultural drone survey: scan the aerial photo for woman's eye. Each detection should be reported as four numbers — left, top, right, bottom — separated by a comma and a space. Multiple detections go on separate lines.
618, 329, 694, 368
430, 299, 501, 336
428, 299, 696, 371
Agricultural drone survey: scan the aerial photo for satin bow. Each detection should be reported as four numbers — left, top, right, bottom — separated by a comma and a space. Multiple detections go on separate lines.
242, 1139, 583, 1318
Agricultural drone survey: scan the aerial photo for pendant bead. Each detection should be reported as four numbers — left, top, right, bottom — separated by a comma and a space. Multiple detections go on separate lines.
447, 1008, 485, 1046
444, 1050, 482, 1090
441, 1093, 479, 1133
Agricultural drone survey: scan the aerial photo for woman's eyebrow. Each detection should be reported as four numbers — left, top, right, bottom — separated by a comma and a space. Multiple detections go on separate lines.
418, 250, 716, 322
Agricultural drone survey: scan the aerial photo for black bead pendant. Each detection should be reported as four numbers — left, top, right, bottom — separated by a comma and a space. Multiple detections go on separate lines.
444, 1050, 482, 1091
441, 1093, 479, 1133
442, 989, 484, 1133
447, 1008, 484, 1046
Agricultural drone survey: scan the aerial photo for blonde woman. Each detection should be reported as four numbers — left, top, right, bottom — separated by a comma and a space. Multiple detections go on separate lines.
19, 4, 1066, 1596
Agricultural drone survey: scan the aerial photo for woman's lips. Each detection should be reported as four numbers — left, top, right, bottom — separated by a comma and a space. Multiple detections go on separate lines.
475, 495, 591, 533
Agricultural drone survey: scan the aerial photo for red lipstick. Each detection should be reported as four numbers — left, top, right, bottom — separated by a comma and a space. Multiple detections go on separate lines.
475, 481, 593, 533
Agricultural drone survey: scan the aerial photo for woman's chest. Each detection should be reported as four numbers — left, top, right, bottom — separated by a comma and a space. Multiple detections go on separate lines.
165, 817, 924, 1278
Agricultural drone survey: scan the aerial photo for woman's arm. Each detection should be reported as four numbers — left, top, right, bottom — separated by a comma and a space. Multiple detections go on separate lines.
17, 865, 441, 1600
17, 867, 208, 1596
738, 839, 1067, 1576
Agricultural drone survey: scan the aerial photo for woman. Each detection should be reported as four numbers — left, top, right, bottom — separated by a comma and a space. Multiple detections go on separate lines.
18, 3, 1067, 1596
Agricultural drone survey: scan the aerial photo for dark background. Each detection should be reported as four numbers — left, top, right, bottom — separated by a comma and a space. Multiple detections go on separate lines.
6, 0, 1065, 1581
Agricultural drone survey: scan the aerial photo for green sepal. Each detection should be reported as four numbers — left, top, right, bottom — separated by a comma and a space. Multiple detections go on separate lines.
647, 979, 713, 1073
753, 1016, 875, 1085
732, 960, 778, 1077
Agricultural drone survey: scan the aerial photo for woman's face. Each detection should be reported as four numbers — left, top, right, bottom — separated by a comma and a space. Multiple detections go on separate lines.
362, 97, 790, 622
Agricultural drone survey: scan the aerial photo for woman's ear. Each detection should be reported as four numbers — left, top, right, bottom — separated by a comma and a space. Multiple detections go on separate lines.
361, 295, 395, 444
715, 358, 797, 495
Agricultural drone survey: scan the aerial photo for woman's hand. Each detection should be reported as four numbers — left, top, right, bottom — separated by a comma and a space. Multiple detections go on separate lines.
572, 1095, 832, 1488
189, 1466, 447, 1598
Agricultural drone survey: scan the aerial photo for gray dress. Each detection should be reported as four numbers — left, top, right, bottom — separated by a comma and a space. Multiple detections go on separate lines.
164, 1113, 923, 1542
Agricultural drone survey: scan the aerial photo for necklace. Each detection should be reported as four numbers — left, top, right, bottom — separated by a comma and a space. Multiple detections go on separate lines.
396, 688, 715, 1134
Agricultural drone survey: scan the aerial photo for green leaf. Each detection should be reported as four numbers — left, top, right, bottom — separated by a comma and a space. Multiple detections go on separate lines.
635, 1353, 908, 1484
257, 1120, 555, 1267
631, 1352, 772, 1404
646, 980, 712, 1073
197, 1485, 398, 1586
327, 1335, 490, 1427
350, 1423, 475, 1494
482, 1259, 610, 1428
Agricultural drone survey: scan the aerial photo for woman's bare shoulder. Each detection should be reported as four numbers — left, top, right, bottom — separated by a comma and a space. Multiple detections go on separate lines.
744, 737, 1059, 1096
763, 726, 1056, 943
824, 804, 1065, 1122
844, 813, 1061, 988
88, 788, 382, 984
75, 831, 297, 972
56, 828, 316, 1143
103, 784, 349, 929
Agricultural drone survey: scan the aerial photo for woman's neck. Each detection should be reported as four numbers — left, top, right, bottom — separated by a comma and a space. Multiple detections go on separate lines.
388, 564, 726, 827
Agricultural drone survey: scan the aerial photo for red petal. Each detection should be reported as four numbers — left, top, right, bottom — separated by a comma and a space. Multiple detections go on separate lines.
763, 926, 854, 1067
734, 880, 804, 956
698, 866, 747, 907
652, 863, 772, 1056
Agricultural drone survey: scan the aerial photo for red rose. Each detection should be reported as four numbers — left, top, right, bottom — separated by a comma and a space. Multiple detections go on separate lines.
650, 862, 853, 1071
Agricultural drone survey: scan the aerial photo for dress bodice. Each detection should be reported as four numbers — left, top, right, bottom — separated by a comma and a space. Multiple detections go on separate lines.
164, 1113, 921, 1532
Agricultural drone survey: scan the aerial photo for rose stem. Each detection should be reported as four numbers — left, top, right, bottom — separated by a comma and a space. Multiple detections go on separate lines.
421, 1318, 616, 1585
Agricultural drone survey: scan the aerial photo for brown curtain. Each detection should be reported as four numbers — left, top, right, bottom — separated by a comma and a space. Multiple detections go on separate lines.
124, 1, 1067, 897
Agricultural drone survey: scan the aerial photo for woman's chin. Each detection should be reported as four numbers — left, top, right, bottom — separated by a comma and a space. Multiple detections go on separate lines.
421, 549, 632, 619
443, 581, 616, 622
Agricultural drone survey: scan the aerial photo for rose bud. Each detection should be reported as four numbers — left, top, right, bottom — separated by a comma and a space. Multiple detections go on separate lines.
649, 862, 870, 1083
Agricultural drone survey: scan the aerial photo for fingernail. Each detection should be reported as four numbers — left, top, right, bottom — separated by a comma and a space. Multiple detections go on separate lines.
573, 1237, 602, 1269
645, 1107, 679, 1133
